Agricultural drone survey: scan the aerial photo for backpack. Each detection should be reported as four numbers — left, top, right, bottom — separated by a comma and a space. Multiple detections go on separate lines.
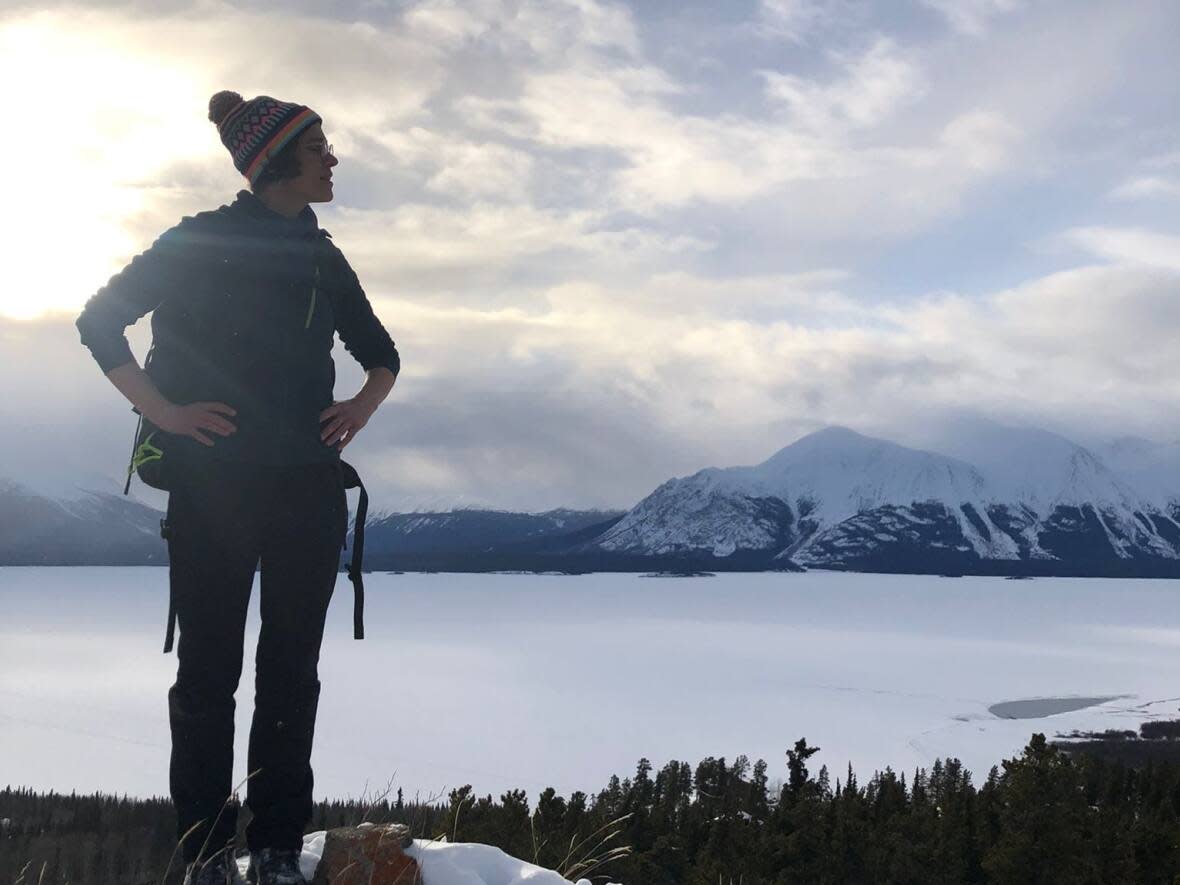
123, 376, 371, 653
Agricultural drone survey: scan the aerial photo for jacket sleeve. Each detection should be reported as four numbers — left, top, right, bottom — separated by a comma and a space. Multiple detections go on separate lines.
75, 218, 201, 373
328, 244, 401, 378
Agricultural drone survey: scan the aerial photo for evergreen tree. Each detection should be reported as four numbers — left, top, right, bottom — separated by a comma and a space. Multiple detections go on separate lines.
784, 738, 820, 805
982, 734, 1094, 883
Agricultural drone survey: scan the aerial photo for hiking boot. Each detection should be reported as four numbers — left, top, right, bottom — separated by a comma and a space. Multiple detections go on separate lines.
183, 852, 245, 884
246, 848, 307, 885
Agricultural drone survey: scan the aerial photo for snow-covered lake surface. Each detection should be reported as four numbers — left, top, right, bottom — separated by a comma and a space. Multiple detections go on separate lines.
4, 568, 1180, 803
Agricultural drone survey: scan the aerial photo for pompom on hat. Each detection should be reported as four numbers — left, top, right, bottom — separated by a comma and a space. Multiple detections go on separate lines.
209, 90, 321, 185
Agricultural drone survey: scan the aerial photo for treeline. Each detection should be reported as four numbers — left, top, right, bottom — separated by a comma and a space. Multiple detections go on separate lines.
0, 790, 174, 884
438, 735, 1180, 883
4, 733, 1180, 884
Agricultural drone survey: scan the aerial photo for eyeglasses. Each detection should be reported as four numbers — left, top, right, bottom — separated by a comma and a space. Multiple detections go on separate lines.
308, 143, 335, 160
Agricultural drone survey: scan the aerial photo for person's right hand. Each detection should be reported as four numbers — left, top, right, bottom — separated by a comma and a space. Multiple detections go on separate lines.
150, 402, 237, 447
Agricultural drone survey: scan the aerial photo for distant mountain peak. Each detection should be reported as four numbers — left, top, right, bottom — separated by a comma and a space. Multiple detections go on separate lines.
758, 427, 898, 475
767, 425, 874, 455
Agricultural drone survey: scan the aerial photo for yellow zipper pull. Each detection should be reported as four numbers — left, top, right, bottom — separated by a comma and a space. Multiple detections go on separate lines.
305, 264, 320, 329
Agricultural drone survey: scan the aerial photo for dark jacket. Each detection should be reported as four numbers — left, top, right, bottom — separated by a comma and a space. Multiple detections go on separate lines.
77, 190, 399, 468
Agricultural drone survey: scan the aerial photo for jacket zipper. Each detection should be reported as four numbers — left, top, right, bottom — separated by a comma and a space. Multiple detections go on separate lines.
305, 264, 319, 329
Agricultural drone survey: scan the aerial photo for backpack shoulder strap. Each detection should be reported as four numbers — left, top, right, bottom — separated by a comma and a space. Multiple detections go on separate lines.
340, 460, 368, 640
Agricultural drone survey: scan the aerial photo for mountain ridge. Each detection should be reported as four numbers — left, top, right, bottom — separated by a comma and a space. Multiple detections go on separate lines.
7, 422, 1180, 575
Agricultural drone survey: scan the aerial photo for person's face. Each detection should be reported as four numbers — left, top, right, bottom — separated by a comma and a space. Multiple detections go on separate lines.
290, 123, 338, 203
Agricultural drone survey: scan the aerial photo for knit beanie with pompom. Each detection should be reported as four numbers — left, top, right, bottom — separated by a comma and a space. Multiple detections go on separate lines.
208, 90, 321, 185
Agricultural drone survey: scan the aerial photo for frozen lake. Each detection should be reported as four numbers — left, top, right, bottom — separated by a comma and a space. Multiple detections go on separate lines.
3, 568, 1180, 804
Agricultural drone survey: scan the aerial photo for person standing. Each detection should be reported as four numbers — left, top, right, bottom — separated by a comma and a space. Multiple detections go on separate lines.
76, 91, 400, 885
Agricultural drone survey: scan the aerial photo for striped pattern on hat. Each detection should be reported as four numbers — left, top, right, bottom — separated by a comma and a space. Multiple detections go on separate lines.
217, 95, 321, 184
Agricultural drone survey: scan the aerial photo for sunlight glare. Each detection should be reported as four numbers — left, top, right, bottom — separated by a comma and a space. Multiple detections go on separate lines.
0, 15, 215, 320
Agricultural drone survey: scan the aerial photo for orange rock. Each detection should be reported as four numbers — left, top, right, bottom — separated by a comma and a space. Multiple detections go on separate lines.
310, 823, 422, 885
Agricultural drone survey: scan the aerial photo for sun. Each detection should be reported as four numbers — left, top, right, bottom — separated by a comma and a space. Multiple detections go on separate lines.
0, 15, 216, 320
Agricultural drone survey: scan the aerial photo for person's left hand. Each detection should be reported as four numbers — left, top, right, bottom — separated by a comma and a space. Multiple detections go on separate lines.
319, 397, 377, 450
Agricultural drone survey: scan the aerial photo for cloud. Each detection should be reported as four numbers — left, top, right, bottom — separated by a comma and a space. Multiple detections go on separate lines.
900, 265, 1180, 389
322, 202, 710, 297
1106, 149, 1180, 201
1146, 151, 1180, 169
404, 0, 641, 59
918, 0, 1022, 36
426, 143, 536, 201
938, 110, 1020, 173
356, 126, 540, 202
756, 0, 831, 43
403, 0, 501, 47
510, 0, 642, 58
460, 38, 1019, 230
1062, 227, 1180, 272
762, 38, 925, 132
1109, 176, 1180, 201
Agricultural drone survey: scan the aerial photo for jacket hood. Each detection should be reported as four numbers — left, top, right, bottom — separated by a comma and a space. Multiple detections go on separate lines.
221, 189, 327, 240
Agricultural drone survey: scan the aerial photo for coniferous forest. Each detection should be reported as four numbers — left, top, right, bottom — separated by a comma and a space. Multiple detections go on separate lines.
4, 734, 1180, 884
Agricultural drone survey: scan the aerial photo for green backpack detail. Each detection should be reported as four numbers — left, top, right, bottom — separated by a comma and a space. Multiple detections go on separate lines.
125, 416, 172, 493
123, 344, 176, 494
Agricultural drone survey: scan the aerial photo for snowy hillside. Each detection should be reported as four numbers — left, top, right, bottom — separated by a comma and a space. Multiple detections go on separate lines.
365, 507, 623, 555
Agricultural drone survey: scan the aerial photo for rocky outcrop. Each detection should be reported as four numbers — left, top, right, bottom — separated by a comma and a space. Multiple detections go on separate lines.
310, 823, 421, 885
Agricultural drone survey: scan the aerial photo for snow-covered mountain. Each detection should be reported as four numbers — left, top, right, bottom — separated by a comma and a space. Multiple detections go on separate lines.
590, 425, 1180, 575
0, 479, 167, 565
595, 427, 993, 556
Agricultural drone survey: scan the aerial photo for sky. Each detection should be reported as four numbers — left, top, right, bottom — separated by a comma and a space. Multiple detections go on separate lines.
4, 0, 1180, 511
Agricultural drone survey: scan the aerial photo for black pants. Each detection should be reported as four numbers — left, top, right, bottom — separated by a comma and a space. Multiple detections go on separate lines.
164, 460, 346, 862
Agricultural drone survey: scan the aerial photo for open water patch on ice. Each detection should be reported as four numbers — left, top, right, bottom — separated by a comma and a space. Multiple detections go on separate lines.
987, 695, 1125, 719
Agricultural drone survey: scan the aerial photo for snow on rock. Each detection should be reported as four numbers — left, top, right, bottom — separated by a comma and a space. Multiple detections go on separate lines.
596, 468, 793, 557
294, 831, 621, 885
